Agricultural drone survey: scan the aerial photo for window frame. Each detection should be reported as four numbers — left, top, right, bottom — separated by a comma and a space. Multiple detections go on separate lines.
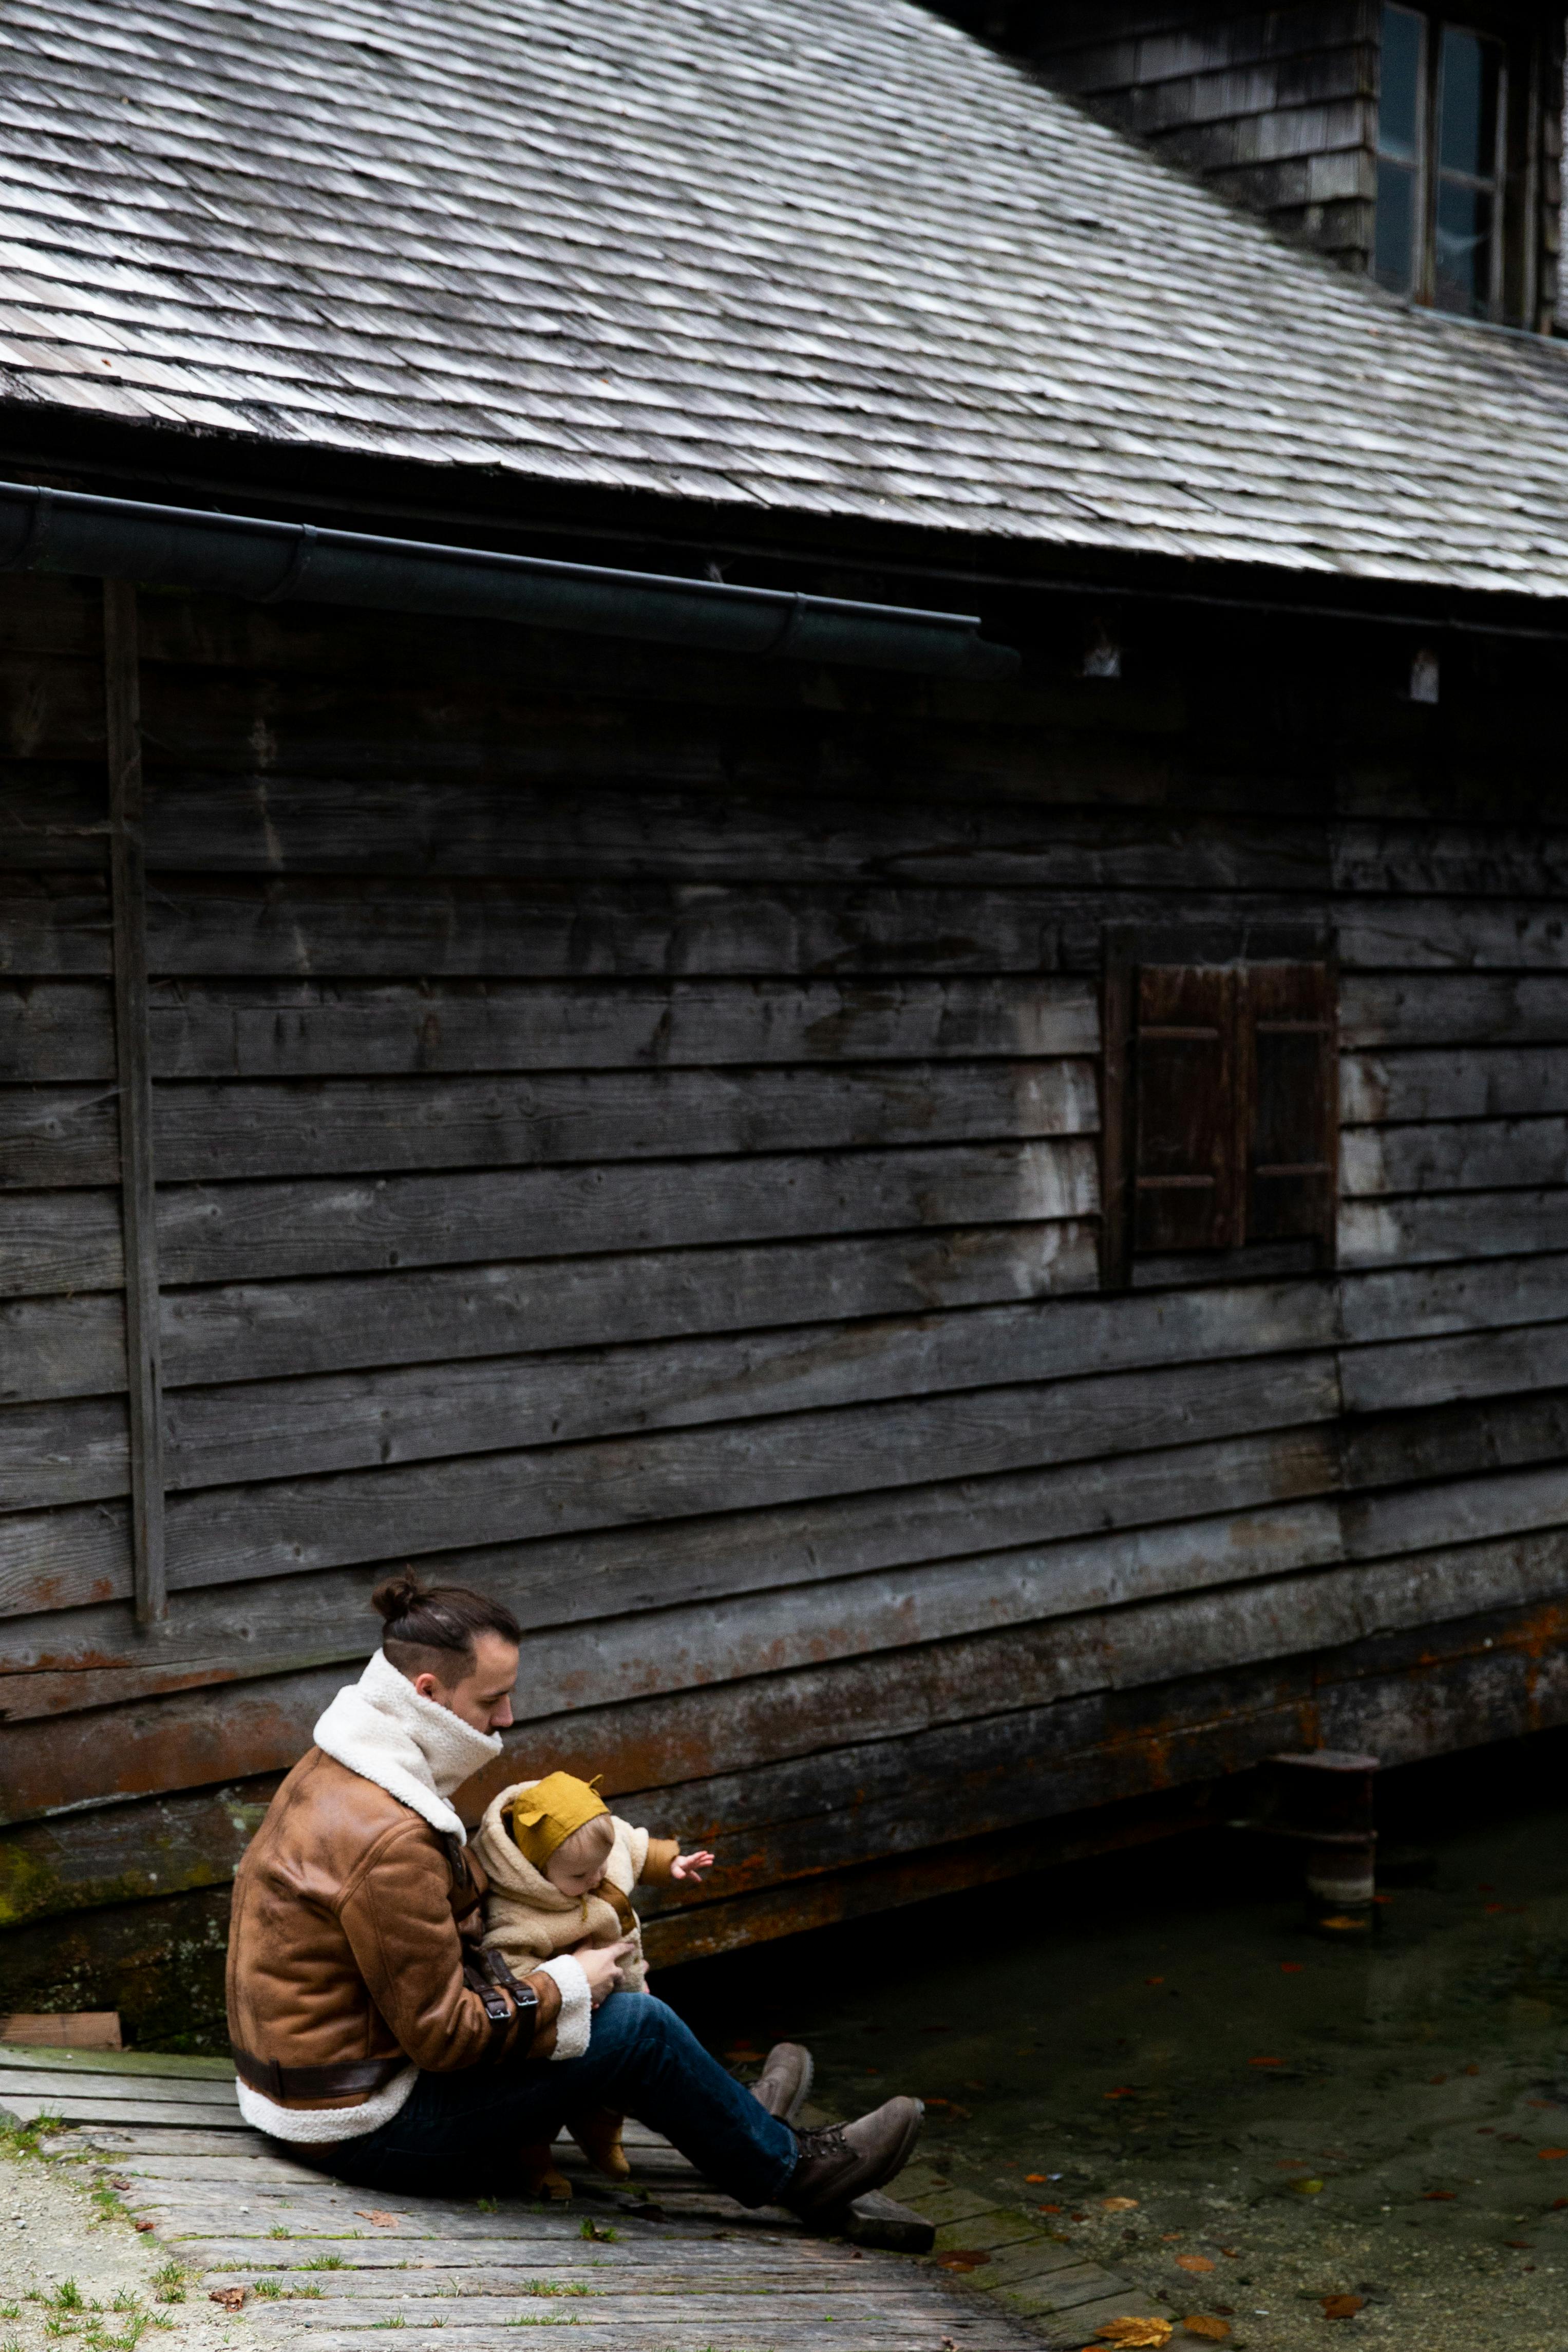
1100, 946, 1340, 1291
1375, 3, 1512, 322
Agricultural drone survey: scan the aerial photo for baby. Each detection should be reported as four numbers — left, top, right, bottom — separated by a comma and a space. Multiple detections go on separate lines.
473, 1770, 714, 2195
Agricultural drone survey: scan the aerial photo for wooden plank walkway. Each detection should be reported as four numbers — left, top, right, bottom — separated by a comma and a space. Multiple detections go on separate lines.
0, 2043, 1146, 2350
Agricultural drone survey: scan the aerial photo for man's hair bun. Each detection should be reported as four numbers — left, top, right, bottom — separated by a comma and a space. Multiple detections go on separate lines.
371, 1568, 428, 1626
369, 1567, 521, 1678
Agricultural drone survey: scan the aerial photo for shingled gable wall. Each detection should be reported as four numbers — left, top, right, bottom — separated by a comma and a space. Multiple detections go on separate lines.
936, 0, 1564, 326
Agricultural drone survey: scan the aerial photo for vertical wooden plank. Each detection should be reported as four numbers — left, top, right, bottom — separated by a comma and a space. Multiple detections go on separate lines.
104, 580, 167, 1625
1243, 962, 1338, 1268
1319, 946, 1342, 1275
1099, 930, 1134, 1291
1133, 965, 1236, 1254
1231, 962, 1254, 1255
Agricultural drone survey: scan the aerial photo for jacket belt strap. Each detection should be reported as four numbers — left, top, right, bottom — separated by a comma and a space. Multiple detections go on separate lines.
230, 2044, 408, 2103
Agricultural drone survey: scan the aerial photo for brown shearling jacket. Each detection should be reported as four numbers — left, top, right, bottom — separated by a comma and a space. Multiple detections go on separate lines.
226, 1747, 561, 2114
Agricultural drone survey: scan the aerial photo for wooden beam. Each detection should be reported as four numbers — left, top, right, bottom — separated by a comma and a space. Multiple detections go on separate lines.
104, 580, 166, 1625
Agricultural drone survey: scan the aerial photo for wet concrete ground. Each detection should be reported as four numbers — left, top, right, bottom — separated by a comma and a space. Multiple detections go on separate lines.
671, 1736, 1568, 2350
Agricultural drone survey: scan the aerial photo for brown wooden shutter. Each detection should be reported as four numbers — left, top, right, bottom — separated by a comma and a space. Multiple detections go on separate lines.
1242, 963, 1337, 1251
1131, 966, 1237, 1253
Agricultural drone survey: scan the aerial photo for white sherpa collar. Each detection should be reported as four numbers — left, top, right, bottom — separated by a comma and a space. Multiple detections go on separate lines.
312, 1649, 501, 1841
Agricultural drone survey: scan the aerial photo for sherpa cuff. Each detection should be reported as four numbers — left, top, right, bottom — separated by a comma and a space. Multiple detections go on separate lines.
538, 1954, 591, 2060
641, 1835, 681, 1884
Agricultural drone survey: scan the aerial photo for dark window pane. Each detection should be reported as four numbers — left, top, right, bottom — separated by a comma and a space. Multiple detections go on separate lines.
1438, 26, 1499, 178
1378, 5, 1425, 161
1434, 178, 1494, 312
1375, 157, 1418, 289
1434, 27, 1501, 315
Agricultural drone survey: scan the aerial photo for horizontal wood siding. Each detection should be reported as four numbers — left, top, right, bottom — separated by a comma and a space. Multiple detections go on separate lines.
3, 570, 1567, 1977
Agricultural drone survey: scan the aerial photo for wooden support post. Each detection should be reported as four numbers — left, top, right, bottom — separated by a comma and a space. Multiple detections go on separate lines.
104, 579, 167, 1625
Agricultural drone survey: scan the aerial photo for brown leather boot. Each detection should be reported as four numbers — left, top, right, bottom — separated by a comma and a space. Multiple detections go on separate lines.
568, 2105, 631, 2182
780, 2096, 923, 2222
750, 2041, 814, 2123
517, 2141, 573, 2202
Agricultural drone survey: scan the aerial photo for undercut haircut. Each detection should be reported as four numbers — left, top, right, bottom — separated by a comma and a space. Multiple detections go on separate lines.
371, 1569, 521, 1685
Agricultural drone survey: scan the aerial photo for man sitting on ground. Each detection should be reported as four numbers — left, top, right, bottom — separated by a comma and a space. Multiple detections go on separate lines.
225, 1573, 922, 2214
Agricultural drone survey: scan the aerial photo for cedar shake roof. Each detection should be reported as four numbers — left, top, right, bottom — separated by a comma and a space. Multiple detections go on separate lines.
1, 0, 1566, 592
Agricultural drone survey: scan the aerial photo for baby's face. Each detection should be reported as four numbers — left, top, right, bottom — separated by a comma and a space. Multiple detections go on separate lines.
544, 1822, 613, 1899
546, 1851, 607, 1898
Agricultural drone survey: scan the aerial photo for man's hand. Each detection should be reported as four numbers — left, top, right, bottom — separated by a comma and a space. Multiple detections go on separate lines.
574, 1940, 633, 2007
670, 1848, 716, 1883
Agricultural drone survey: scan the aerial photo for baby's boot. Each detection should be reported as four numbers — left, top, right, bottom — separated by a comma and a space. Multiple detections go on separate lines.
517, 2140, 573, 2202
569, 2105, 631, 2182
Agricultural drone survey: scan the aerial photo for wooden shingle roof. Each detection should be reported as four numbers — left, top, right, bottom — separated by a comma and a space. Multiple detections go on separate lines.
2, 0, 1567, 592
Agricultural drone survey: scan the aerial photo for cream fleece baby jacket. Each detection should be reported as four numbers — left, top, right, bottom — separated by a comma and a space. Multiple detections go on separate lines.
473, 1780, 680, 1994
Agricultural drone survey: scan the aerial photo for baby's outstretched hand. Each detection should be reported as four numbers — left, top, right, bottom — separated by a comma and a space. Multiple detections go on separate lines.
670, 1849, 716, 1883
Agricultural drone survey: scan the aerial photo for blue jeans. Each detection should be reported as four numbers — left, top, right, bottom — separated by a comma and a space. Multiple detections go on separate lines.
289, 1992, 798, 2209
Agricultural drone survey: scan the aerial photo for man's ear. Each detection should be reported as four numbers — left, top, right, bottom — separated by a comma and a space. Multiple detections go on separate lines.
412, 1670, 445, 1703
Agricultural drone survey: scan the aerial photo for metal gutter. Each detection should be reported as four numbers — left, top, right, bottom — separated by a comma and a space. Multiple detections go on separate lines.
0, 481, 1018, 680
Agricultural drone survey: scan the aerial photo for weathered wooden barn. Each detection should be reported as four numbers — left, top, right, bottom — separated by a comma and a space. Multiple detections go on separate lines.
4, 0, 1568, 2043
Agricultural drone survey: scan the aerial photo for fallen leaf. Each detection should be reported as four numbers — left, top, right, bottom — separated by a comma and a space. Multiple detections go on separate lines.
1539, 2149, 1568, 2161
1430, 2075, 1448, 2085
963, 2079, 985, 2091
1319, 1914, 1371, 1931
1183, 2321, 1232, 2343
1162, 2231, 1182, 2242
1146, 1976, 1165, 1986
1372, 1894, 1394, 1905
1321, 2294, 1365, 2320
1094, 2322, 1173, 2348
1292, 2178, 1326, 2196
1279, 1962, 1303, 1974
936, 2250, 991, 2273
1175, 2254, 1215, 2274
133, 2221, 155, 2233
1464, 2062, 1481, 2075
1422, 2190, 1456, 2201
1506, 2240, 1532, 2250
1103, 2196, 1140, 2211
1105, 2086, 1139, 2100
1527, 2099, 1555, 2110
1275, 2158, 1311, 2170
355, 2209, 402, 2226
1038, 2203, 1063, 2214
1220, 2248, 1239, 2257
1552, 2197, 1568, 2211
1248, 2057, 1282, 2068
1025, 2173, 1046, 2184
209, 2288, 246, 2312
